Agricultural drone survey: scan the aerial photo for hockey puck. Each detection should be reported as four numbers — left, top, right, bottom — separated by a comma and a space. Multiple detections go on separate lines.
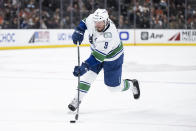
70, 120, 76, 123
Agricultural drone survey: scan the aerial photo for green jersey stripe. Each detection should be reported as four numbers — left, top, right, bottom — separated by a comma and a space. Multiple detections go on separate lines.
106, 42, 123, 58
91, 42, 123, 62
92, 50, 106, 62
79, 82, 90, 91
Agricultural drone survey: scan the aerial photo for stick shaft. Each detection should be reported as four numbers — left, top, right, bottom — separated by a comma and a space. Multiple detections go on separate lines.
76, 42, 80, 120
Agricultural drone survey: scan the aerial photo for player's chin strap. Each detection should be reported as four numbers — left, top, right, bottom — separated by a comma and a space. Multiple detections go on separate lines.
103, 19, 110, 32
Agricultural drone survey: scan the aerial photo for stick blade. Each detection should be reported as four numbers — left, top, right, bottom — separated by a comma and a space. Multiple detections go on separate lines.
70, 120, 76, 123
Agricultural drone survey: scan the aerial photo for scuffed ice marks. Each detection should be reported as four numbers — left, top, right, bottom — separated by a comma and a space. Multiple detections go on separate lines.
124, 62, 196, 72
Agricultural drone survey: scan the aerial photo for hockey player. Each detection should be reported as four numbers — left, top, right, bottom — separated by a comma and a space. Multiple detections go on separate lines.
68, 9, 140, 111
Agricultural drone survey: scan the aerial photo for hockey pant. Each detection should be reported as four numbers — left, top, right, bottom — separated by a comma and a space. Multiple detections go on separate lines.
77, 54, 132, 100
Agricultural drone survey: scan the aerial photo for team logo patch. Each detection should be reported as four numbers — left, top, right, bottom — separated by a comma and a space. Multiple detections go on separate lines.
104, 32, 112, 38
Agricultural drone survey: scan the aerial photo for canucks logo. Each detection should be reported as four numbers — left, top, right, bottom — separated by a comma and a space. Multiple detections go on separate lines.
104, 32, 112, 38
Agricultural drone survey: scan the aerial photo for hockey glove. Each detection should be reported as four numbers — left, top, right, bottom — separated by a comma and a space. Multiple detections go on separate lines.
72, 26, 85, 45
73, 62, 89, 77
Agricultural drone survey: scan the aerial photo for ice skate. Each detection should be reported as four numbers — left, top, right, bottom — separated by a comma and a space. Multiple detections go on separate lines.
68, 97, 81, 111
126, 79, 140, 99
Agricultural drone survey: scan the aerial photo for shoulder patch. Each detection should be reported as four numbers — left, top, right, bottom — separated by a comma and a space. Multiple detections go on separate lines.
104, 32, 112, 38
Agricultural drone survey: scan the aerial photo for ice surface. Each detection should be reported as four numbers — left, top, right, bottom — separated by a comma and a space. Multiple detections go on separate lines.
0, 46, 196, 131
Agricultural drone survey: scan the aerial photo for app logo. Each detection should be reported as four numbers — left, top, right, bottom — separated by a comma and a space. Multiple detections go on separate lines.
141, 32, 148, 40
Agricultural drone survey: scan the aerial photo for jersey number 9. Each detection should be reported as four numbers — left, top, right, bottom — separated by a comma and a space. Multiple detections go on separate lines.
104, 42, 108, 49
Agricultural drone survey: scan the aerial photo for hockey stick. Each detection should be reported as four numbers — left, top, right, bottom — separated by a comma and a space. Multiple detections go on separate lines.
75, 41, 80, 121
70, 41, 80, 123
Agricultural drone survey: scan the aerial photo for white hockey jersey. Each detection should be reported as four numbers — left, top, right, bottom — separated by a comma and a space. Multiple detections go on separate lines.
83, 14, 123, 62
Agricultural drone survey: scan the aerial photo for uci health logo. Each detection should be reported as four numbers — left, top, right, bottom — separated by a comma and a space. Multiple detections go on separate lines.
58, 33, 72, 41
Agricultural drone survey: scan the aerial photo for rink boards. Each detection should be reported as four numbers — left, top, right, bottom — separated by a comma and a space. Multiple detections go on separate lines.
0, 29, 196, 50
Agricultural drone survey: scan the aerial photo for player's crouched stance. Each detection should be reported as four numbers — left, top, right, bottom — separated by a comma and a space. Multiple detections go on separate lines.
68, 9, 140, 112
